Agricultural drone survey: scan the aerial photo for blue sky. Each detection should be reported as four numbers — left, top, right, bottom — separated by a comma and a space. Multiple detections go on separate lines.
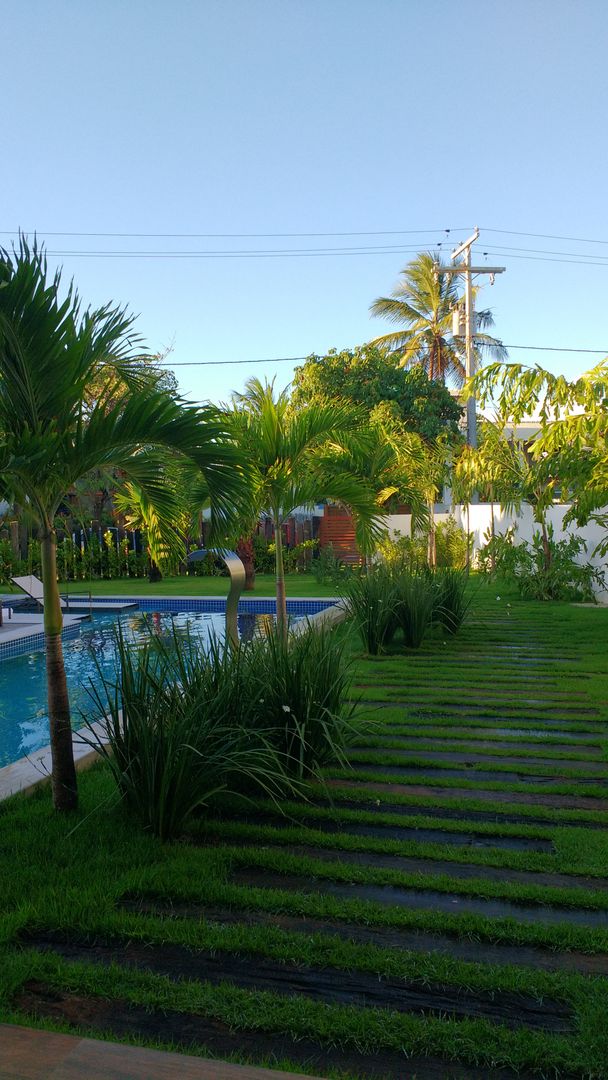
4, 0, 607, 404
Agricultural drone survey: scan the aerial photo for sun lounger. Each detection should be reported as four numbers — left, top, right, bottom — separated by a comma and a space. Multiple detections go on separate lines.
11, 576, 137, 613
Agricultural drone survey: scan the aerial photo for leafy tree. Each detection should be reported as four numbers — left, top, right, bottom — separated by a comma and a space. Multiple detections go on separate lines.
471, 361, 606, 561
369, 252, 507, 386
0, 242, 245, 811
228, 378, 383, 635
292, 345, 462, 440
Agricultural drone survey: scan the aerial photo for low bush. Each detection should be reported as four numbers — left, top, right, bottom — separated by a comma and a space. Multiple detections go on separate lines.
435, 515, 473, 570
478, 525, 605, 601
312, 544, 353, 586
344, 558, 472, 653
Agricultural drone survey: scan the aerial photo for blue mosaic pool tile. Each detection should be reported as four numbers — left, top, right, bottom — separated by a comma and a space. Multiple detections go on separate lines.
0, 621, 82, 663
0, 597, 336, 663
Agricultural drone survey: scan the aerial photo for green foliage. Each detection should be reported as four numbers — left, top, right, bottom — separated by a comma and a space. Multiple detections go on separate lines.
478, 525, 605, 601
432, 568, 472, 634
252, 533, 275, 574
471, 360, 608, 555
292, 345, 463, 439
85, 625, 296, 840
281, 538, 318, 574
369, 252, 507, 385
311, 544, 353, 586
243, 624, 359, 780
376, 518, 471, 572
434, 515, 472, 569
85, 620, 358, 836
343, 566, 398, 655
344, 553, 473, 653
393, 570, 435, 647
376, 529, 428, 572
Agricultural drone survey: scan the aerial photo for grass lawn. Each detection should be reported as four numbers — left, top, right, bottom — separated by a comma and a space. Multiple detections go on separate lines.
1, 580, 608, 1078
52, 573, 339, 598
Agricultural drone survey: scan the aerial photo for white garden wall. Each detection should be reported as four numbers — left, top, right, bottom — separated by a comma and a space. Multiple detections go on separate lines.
384, 504, 608, 600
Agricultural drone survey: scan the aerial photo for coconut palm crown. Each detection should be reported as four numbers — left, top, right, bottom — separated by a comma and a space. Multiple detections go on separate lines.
369, 251, 507, 386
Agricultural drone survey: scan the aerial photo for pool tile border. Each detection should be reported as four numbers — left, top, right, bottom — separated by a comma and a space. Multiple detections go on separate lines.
0, 601, 346, 802
0, 597, 337, 663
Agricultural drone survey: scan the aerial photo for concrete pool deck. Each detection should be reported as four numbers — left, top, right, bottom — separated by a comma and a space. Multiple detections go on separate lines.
0, 1024, 327, 1080
0, 612, 87, 647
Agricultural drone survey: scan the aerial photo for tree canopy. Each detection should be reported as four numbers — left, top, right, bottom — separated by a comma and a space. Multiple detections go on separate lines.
291, 345, 463, 441
471, 360, 608, 553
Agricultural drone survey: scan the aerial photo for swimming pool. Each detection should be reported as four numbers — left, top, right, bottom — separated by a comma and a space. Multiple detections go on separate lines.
0, 599, 334, 768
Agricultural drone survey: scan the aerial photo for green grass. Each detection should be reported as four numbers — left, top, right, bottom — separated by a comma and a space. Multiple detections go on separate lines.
1, 577, 608, 1078
52, 573, 338, 598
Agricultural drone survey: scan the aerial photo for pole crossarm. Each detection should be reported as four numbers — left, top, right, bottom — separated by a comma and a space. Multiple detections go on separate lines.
440, 266, 505, 275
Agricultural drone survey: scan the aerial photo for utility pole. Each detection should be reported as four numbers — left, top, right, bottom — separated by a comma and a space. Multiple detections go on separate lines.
438, 227, 505, 448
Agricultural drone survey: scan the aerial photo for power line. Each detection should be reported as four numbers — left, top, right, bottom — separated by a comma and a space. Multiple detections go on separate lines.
478, 243, 608, 262
482, 227, 608, 246
25, 244, 454, 261
478, 250, 608, 268
168, 343, 608, 367
0, 226, 468, 239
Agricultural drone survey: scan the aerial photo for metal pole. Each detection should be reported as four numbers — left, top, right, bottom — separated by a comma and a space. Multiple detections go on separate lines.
463, 242, 477, 449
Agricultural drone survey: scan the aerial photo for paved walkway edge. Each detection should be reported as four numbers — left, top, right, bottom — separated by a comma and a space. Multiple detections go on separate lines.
0, 1023, 327, 1080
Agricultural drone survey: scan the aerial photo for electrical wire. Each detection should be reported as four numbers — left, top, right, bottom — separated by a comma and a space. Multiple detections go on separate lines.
167, 343, 608, 367
481, 227, 608, 246
0, 227, 467, 239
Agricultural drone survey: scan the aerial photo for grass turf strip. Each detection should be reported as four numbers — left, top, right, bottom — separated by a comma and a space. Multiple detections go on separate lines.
5, 949, 605, 1079
1, 580, 607, 1078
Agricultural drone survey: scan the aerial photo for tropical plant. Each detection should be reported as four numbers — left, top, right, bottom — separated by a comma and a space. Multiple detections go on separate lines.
227, 378, 383, 635
342, 566, 397, 655
311, 544, 352, 585
392, 570, 435, 648
472, 359, 608, 558
244, 623, 359, 779
434, 515, 472, 569
369, 252, 507, 386
478, 525, 605, 602
0, 242, 245, 811
432, 568, 472, 633
85, 625, 294, 840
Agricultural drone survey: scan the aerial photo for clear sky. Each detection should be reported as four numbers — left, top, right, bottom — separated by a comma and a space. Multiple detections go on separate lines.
4, 0, 607, 404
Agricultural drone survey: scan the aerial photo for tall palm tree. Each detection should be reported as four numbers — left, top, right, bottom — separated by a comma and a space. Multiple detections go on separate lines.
229, 378, 383, 636
369, 252, 507, 386
0, 242, 245, 811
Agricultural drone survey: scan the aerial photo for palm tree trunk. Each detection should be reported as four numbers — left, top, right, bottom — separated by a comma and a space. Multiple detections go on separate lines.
490, 499, 496, 573
273, 515, 288, 639
427, 499, 436, 568
41, 527, 78, 811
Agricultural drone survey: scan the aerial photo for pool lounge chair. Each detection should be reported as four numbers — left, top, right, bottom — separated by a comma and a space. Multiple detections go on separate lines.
11, 575, 137, 613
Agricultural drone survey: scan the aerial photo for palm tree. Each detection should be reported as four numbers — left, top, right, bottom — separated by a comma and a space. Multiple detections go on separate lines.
369, 252, 507, 386
228, 378, 383, 635
0, 242, 245, 811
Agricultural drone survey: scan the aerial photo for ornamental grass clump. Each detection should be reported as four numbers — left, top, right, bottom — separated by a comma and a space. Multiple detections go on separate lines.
85, 623, 295, 841
342, 567, 398, 655
392, 569, 435, 648
244, 623, 359, 779
432, 567, 472, 634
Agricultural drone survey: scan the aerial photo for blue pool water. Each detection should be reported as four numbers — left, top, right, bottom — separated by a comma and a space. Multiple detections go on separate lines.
0, 607, 299, 768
